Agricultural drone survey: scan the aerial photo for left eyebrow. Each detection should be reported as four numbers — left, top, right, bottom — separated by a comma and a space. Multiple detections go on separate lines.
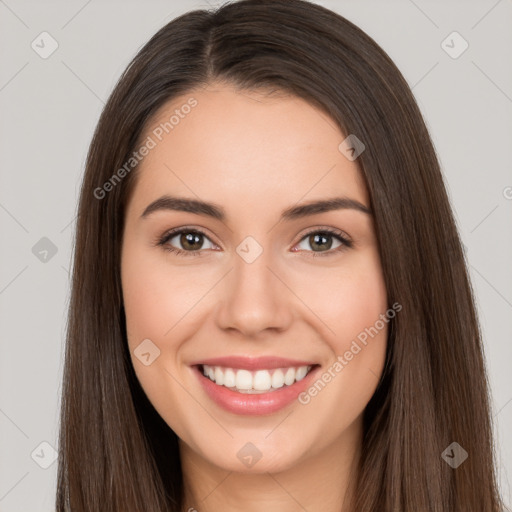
281, 197, 372, 219
140, 195, 372, 221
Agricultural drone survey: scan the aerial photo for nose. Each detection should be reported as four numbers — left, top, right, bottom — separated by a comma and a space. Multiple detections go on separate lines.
215, 248, 293, 338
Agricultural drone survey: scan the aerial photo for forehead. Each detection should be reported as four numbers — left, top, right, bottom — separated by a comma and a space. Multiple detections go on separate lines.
127, 83, 369, 220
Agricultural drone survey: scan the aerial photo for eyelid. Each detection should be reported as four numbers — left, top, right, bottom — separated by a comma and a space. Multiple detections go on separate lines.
294, 225, 351, 245
155, 225, 221, 252
156, 225, 353, 256
292, 226, 353, 257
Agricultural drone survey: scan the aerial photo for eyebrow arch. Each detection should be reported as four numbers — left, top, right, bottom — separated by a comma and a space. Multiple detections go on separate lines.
140, 195, 372, 221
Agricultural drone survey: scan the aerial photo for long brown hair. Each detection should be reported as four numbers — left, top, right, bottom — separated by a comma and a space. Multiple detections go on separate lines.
56, 0, 504, 510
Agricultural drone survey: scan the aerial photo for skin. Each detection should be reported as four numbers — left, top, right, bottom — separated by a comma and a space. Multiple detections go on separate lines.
120, 82, 389, 512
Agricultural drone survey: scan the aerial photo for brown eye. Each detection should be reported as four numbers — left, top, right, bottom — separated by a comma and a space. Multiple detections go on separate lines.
158, 228, 216, 256
294, 228, 352, 256
177, 232, 204, 251
308, 233, 334, 251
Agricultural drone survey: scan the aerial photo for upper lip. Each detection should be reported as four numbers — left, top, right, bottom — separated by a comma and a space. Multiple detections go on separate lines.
191, 356, 318, 371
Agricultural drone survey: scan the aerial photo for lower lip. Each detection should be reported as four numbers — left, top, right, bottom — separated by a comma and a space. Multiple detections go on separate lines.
193, 364, 320, 416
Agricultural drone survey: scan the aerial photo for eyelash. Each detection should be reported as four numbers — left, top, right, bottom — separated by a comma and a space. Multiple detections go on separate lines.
155, 226, 353, 258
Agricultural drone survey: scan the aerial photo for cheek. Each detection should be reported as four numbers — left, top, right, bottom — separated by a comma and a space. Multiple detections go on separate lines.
121, 241, 205, 343
295, 256, 389, 430
337, 271, 387, 348
121, 242, 192, 429
121, 239, 214, 408
298, 250, 388, 402
337, 255, 388, 373
301, 250, 388, 349
122, 248, 169, 342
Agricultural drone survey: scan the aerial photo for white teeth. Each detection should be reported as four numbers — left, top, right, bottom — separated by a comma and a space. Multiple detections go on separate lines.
201, 364, 313, 393
271, 369, 285, 389
284, 367, 295, 385
295, 366, 308, 381
223, 368, 236, 388
253, 370, 272, 391
235, 369, 253, 390
214, 366, 224, 386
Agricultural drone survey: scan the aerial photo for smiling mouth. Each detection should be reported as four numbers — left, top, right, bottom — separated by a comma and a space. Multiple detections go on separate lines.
196, 364, 319, 394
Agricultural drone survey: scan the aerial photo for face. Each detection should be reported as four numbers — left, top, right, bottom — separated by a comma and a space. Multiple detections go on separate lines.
121, 82, 389, 474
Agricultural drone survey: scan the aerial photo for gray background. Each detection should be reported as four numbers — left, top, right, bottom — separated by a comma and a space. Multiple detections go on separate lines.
0, 0, 511, 510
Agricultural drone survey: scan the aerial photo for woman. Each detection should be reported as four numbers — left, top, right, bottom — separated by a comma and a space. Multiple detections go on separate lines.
56, 0, 505, 510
